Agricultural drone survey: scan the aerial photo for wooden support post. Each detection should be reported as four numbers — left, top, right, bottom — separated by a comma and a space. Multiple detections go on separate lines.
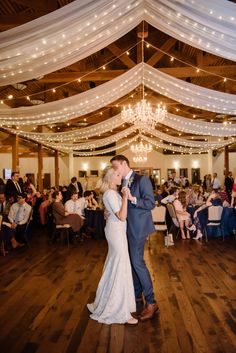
224, 145, 229, 177
38, 143, 43, 192
55, 150, 59, 189
12, 134, 19, 171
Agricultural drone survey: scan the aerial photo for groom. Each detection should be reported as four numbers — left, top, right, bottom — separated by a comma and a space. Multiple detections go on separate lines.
111, 154, 159, 320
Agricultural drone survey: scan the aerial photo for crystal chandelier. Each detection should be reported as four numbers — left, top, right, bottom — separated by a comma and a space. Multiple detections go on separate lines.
130, 140, 152, 164
121, 100, 167, 129
130, 141, 152, 154
133, 155, 147, 163
121, 39, 167, 129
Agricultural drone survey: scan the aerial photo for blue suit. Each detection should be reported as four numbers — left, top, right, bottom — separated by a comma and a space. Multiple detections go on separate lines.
126, 172, 156, 304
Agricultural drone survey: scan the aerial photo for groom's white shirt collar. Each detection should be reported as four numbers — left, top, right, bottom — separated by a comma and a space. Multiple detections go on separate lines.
125, 169, 133, 180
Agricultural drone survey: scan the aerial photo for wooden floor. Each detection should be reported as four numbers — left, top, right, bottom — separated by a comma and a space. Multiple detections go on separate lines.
0, 230, 236, 353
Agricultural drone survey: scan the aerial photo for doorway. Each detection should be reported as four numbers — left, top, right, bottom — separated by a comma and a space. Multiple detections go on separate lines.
191, 168, 200, 184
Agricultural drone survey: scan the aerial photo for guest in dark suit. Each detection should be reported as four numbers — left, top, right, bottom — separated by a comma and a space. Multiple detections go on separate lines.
67, 177, 83, 200
5, 172, 23, 202
111, 155, 158, 321
224, 171, 234, 201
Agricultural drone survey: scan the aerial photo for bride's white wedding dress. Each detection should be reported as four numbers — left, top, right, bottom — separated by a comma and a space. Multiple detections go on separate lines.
87, 189, 136, 324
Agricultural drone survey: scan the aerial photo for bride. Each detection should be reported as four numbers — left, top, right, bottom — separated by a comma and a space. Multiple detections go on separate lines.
87, 166, 137, 325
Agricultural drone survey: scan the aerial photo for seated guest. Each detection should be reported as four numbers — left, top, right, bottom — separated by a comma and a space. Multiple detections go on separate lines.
83, 190, 98, 209
161, 187, 179, 204
154, 187, 163, 204
194, 185, 204, 205
173, 190, 191, 239
160, 184, 169, 199
2, 193, 32, 248
0, 178, 5, 193
52, 191, 83, 236
0, 193, 11, 219
65, 192, 85, 218
219, 186, 230, 205
189, 190, 223, 240
186, 186, 198, 206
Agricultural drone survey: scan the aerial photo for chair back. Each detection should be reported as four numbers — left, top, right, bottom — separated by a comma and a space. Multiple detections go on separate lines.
166, 203, 179, 228
151, 205, 166, 223
208, 206, 223, 222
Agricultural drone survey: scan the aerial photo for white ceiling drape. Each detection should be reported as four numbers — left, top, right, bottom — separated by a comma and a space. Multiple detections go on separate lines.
1, 63, 236, 125
6, 124, 231, 152
0, 0, 235, 86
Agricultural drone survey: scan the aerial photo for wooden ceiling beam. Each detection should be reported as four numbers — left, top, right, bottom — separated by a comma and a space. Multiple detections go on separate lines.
40, 70, 126, 83
107, 43, 136, 68
11, 0, 55, 11
0, 13, 47, 29
147, 38, 177, 66
38, 65, 236, 84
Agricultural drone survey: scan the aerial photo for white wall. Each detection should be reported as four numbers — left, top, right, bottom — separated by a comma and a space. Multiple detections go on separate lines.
1, 150, 236, 187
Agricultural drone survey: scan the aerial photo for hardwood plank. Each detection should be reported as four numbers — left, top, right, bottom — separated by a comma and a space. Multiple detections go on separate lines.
0, 231, 236, 353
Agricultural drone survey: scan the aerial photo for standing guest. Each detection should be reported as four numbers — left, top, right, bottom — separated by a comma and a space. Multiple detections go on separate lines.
211, 173, 221, 191
224, 171, 234, 201
24, 177, 37, 205
172, 171, 180, 186
67, 177, 83, 199
206, 174, 212, 192
111, 155, 158, 321
5, 172, 23, 201
231, 178, 236, 207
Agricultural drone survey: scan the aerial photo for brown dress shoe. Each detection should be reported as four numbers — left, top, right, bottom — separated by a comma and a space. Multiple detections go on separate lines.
140, 303, 160, 321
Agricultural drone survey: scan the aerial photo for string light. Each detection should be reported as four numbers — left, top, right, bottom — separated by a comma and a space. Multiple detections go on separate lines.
0, 41, 140, 103
144, 40, 235, 84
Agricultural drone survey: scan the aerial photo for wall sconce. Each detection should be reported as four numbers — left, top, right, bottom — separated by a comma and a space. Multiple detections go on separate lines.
101, 162, 107, 170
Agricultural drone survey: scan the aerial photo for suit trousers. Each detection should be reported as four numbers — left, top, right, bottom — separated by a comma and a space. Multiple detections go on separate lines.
128, 234, 155, 305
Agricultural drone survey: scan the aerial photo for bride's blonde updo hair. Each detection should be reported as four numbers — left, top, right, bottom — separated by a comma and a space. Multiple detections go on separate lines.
99, 166, 116, 194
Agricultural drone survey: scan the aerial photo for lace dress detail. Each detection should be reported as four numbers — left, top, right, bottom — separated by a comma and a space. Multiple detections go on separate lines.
87, 189, 135, 324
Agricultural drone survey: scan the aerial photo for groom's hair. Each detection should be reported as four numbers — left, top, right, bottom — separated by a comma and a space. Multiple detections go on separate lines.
110, 154, 130, 167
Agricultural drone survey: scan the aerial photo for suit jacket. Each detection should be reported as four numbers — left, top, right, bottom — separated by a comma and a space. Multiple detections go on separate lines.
67, 182, 83, 200
126, 172, 155, 238
5, 179, 22, 201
